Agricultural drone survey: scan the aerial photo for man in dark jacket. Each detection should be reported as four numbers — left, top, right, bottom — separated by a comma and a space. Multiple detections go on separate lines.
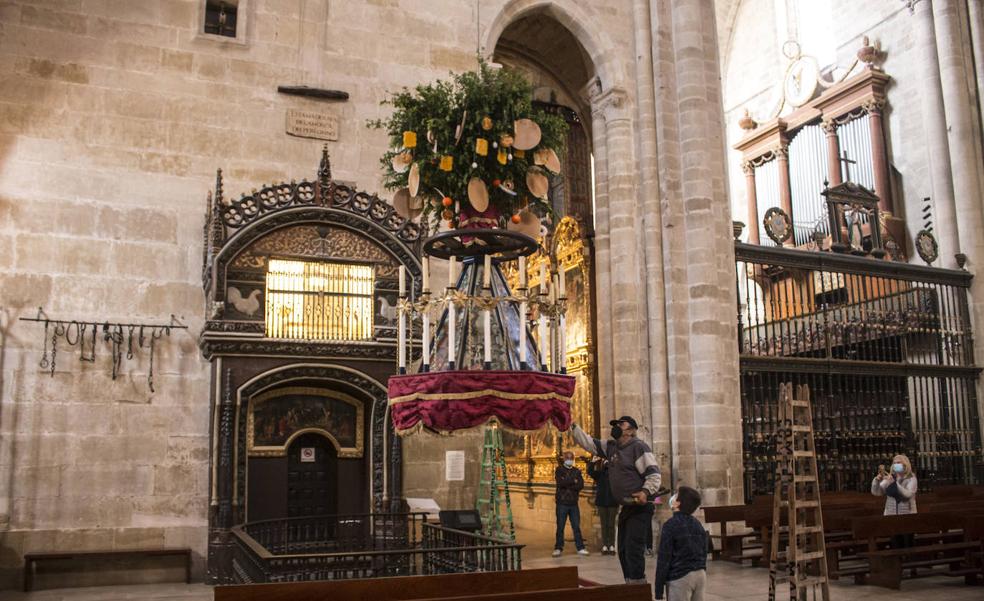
553, 451, 588, 557
587, 456, 618, 555
571, 415, 661, 582
654, 486, 708, 601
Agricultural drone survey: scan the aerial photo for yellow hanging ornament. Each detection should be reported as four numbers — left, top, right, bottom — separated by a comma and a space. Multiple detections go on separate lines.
439, 155, 454, 171
497, 147, 507, 165
475, 138, 489, 156
500, 133, 514, 148
481, 116, 493, 130
403, 131, 417, 148
514, 149, 525, 158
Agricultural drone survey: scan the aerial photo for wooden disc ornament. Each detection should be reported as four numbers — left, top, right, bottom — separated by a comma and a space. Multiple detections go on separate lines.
393, 188, 421, 219
534, 148, 561, 174
408, 162, 420, 197
526, 168, 549, 199
391, 151, 412, 173
506, 210, 541, 238
467, 177, 490, 212
513, 119, 542, 150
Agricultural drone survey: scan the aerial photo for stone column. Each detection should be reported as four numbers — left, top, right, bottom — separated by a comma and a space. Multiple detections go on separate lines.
584, 80, 615, 423
933, 0, 984, 420
821, 119, 841, 185
593, 86, 651, 429
968, 0, 984, 128
743, 161, 760, 244
775, 146, 794, 246
669, 0, 744, 505
633, 0, 670, 450
864, 99, 894, 213
907, 0, 960, 266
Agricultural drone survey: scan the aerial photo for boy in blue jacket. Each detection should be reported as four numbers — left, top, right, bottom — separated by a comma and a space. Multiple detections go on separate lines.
654, 486, 708, 601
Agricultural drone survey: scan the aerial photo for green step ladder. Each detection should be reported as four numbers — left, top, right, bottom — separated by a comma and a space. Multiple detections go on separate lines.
476, 424, 515, 541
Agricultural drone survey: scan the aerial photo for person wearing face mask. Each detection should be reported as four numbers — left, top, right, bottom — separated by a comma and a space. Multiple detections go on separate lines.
872, 454, 918, 548
653, 487, 709, 601
570, 416, 662, 583
587, 455, 618, 555
553, 450, 588, 557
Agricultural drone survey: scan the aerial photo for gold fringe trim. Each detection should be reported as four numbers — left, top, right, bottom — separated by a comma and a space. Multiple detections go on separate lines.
388, 389, 573, 404
394, 415, 567, 437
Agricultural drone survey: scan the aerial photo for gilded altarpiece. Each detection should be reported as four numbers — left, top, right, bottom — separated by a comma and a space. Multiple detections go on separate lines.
502, 217, 597, 500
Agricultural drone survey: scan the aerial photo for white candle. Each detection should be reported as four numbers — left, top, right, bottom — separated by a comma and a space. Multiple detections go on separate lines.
539, 262, 548, 295
483, 254, 491, 288
398, 266, 406, 370
519, 256, 527, 289
559, 314, 566, 373
538, 309, 548, 371
422, 256, 430, 292
519, 299, 528, 366
448, 256, 457, 367
422, 311, 430, 369
483, 309, 492, 366
550, 279, 558, 371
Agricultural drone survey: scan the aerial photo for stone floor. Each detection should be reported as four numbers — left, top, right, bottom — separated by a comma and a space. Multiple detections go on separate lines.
0, 538, 980, 601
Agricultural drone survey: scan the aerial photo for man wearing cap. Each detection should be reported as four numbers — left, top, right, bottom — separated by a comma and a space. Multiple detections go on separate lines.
570, 415, 661, 583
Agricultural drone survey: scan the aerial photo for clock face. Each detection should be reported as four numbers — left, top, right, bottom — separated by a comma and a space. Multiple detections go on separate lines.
784, 58, 819, 107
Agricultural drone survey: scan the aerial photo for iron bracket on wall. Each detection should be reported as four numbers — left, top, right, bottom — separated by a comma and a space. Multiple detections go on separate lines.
19, 307, 188, 392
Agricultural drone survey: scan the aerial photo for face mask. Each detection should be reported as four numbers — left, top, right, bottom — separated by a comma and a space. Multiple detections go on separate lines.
892, 463, 904, 473
563, 459, 574, 467
610, 426, 623, 440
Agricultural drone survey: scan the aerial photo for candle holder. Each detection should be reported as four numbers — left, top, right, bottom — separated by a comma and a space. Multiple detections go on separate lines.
387, 228, 577, 437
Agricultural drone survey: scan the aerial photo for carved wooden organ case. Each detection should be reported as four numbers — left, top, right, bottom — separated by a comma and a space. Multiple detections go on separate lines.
199, 149, 422, 582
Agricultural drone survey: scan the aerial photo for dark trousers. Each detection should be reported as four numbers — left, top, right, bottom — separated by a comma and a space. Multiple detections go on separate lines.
555, 503, 584, 550
617, 504, 653, 581
599, 506, 618, 548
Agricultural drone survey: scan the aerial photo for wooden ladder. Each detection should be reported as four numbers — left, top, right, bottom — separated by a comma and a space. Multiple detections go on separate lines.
768, 384, 831, 601
476, 424, 515, 541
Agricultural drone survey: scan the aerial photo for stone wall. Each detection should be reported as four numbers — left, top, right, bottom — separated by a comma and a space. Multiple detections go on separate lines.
0, 0, 659, 586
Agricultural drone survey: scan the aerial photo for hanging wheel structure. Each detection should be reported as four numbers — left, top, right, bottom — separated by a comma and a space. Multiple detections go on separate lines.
768, 383, 831, 601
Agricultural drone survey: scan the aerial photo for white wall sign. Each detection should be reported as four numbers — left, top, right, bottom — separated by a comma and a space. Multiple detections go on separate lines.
286, 108, 339, 141
445, 450, 465, 481
300, 447, 316, 462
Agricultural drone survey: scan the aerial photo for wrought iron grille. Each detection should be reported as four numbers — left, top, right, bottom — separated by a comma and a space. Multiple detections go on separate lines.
264, 259, 374, 340
229, 512, 522, 583
736, 243, 982, 501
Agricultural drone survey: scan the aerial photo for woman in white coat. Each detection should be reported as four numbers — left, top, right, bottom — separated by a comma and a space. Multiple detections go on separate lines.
871, 454, 917, 547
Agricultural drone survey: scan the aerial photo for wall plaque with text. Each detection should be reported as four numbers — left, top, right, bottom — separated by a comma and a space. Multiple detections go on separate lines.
286, 108, 339, 141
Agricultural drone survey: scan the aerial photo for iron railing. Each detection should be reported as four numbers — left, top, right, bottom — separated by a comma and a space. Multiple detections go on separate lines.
229, 512, 522, 583
735, 243, 983, 500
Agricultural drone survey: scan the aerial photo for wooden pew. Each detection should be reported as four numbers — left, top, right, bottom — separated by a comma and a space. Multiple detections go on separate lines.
702, 504, 761, 565
214, 567, 644, 601
851, 513, 981, 589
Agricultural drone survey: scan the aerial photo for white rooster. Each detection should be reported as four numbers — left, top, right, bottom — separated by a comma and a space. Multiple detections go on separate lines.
228, 287, 262, 317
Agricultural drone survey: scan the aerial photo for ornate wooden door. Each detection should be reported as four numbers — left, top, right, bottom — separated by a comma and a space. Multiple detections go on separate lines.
286, 433, 338, 517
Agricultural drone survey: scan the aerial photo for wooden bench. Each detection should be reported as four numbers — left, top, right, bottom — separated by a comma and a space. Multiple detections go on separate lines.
851, 513, 981, 589
214, 567, 650, 601
23, 547, 192, 592
702, 504, 761, 565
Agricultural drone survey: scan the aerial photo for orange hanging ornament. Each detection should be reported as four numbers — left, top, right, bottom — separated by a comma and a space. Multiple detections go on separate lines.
475, 138, 489, 156
402, 131, 417, 148
442, 196, 453, 207
439, 155, 453, 171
